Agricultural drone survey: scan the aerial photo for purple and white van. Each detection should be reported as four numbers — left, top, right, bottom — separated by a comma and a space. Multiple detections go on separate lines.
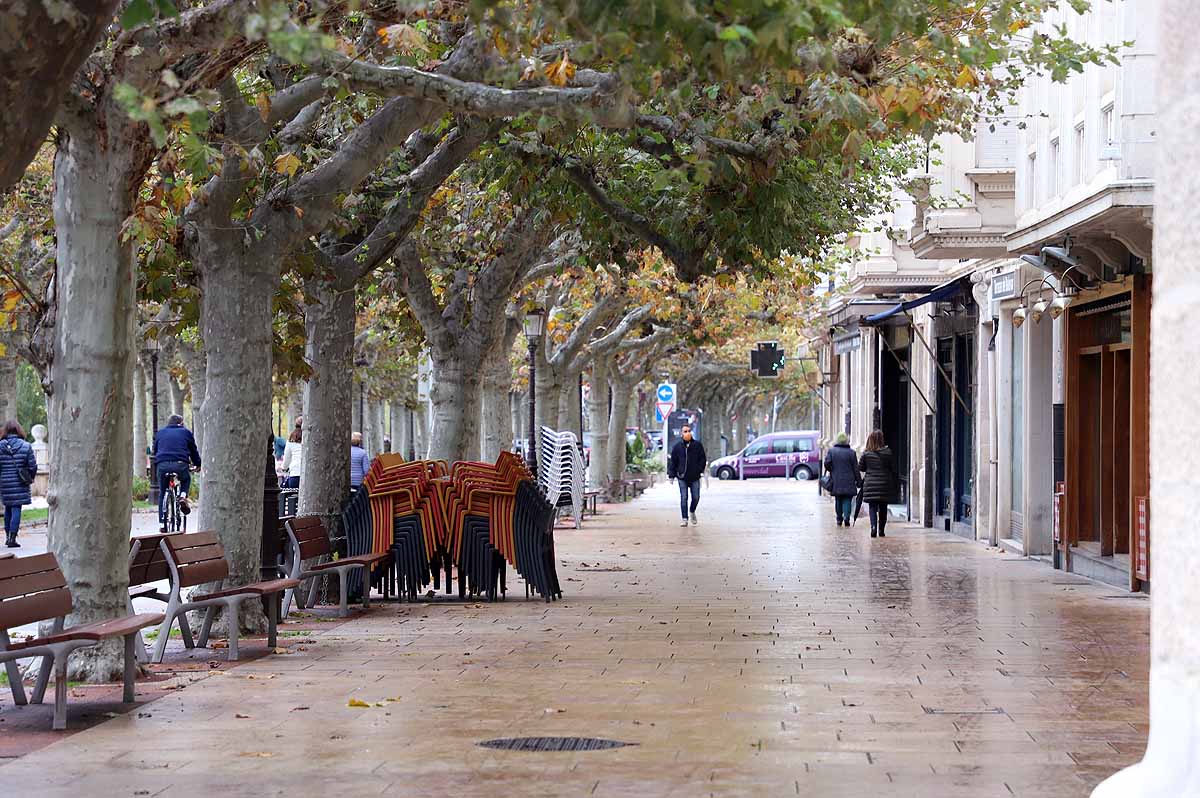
708, 430, 822, 481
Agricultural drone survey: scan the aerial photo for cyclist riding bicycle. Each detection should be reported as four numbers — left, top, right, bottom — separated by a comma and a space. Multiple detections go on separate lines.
153, 414, 201, 533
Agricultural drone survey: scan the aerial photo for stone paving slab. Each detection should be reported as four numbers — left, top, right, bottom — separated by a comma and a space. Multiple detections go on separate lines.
0, 480, 1148, 796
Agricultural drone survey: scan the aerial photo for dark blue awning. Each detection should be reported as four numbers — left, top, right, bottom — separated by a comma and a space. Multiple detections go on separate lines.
862, 278, 968, 325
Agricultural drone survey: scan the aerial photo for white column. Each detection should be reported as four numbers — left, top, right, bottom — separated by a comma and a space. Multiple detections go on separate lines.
1022, 308, 1054, 555
1092, 2, 1199, 793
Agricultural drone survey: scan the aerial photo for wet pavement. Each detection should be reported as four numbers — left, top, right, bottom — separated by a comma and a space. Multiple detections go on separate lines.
0, 479, 1149, 796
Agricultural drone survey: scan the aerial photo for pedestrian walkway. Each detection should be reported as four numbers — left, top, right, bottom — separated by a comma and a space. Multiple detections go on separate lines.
0, 480, 1148, 797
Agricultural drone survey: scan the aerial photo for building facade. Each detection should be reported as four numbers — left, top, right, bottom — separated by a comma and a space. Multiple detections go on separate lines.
815, 0, 1156, 590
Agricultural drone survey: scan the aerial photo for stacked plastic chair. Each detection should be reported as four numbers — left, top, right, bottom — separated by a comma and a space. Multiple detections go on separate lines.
538, 427, 585, 529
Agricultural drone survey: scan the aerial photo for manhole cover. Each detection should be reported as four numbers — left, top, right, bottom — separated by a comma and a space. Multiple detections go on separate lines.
478, 736, 636, 752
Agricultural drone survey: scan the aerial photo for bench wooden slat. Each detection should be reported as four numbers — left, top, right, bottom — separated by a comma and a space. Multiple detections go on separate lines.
0, 587, 72, 629
0, 552, 59, 580
177, 559, 229, 588
171, 543, 225, 567
0, 569, 67, 601
129, 560, 172, 587
166, 530, 220, 550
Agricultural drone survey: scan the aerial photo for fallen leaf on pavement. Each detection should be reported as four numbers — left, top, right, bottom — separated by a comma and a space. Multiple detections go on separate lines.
347, 698, 370, 708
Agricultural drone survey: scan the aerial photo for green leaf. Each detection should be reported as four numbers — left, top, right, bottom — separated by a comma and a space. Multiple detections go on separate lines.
120, 0, 155, 29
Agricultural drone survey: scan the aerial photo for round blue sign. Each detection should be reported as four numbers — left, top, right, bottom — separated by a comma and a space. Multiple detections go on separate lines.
657, 384, 674, 402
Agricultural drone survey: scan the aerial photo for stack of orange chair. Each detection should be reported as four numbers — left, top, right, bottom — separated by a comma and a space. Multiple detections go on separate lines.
342, 451, 560, 603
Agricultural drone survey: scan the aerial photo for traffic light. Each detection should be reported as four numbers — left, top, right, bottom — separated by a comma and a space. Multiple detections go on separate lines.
749, 341, 785, 378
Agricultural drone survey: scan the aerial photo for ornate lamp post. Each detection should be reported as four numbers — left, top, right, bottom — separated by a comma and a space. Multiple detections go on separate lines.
523, 308, 545, 475
147, 339, 160, 506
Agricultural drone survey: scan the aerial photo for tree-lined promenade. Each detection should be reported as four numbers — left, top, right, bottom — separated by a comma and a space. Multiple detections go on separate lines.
0, 1, 1117, 682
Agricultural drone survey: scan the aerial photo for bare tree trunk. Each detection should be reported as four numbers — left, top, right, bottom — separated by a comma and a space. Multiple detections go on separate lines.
0, 354, 18, 423
178, 337, 207, 451
169, 372, 185, 417
389, 401, 404, 455
351, 378, 362, 433
46, 132, 137, 681
428, 355, 482, 462
587, 357, 611, 488
415, 400, 429, 459
367, 399, 385, 457
480, 320, 518, 462
196, 243, 276, 634
287, 383, 304, 430
132, 360, 147, 477
299, 282, 354, 521
510, 391, 524, 444
606, 377, 635, 487
481, 367, 512, 462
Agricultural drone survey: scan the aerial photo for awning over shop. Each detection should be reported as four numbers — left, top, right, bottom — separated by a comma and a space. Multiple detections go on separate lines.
862, 277, 969, 325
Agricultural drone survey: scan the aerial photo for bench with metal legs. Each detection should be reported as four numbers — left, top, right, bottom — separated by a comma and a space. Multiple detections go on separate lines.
149, 531, 299, 663
0, 553, 163, 730
282, 516, 390, 617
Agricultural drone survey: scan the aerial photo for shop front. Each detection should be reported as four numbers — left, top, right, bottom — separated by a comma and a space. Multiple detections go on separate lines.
1061, 276, 1151, 591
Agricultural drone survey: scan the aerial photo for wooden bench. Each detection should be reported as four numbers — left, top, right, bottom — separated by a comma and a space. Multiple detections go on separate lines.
127, 533, 195, 661
582, 490, 600, 517
148, 531, 300, 663
0, 553, 163, 729
283, 517, 390, 617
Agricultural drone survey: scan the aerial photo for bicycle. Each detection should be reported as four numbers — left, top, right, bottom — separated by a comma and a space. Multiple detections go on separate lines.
161, 471, 193, 534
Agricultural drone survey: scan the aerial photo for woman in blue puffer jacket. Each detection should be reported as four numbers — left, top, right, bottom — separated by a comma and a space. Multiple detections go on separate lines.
0, 420, 38, 548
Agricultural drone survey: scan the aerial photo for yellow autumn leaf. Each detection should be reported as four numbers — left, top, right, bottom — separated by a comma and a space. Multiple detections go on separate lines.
347, 698, 370, 708
273, 152, 302, 178
1009, 18, 1032, 34
544, 52, 576, 87
955, 65, 978, 89
377, 23, 427, 55
255, 92, 271, 123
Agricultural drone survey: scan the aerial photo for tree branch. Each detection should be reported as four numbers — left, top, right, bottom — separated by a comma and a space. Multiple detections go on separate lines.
336, 120, 499, 284
312, 48, 632, 126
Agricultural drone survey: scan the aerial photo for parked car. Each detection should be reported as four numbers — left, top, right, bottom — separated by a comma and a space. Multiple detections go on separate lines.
709, 430, 822, 481
646, 430, 663, 451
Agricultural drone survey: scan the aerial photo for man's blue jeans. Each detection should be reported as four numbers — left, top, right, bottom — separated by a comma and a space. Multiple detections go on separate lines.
157, 462, 191, 524
678, 478, 700, 519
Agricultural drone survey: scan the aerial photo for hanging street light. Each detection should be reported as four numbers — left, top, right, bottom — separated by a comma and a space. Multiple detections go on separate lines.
1012, 305, 1028, 328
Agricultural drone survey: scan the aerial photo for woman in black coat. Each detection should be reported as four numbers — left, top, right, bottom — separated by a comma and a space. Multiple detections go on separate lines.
859, 429, 897, 538
0, 420, 38, 548
823, 433, 859, 527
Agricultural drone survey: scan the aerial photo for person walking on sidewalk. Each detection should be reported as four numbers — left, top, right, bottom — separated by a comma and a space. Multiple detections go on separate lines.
823, 432, 859, 527
859, 429, 897, 538
0, 420, 37, 548
668, 424, 707, 527
349, 431, 370, 490
281, 425, 303, 489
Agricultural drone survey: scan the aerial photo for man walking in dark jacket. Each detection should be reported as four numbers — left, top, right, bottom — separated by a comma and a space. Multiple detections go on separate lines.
153, 414, 201, 532
668, 425, 707, 527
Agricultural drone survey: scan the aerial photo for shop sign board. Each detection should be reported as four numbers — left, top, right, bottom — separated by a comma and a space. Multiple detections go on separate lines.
1135, 496, 1149, 581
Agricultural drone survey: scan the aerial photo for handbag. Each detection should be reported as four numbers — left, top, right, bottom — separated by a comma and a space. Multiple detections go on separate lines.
3, 440, 32, 485
819, 472, 833, 493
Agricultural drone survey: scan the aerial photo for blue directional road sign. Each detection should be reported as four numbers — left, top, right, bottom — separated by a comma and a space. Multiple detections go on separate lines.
657, 383, 676, 404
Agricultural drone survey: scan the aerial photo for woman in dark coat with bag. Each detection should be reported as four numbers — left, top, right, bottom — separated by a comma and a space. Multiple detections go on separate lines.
859, 429, 897, 538
0, 420, 38, 548
823, 432, 860, 527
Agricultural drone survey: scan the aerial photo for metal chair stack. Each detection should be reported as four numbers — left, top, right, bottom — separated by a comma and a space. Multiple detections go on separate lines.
538, 426, 585, 529
340, 452, 561, 603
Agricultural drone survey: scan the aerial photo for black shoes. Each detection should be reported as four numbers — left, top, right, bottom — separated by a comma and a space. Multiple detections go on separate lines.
4, 534, 18, 548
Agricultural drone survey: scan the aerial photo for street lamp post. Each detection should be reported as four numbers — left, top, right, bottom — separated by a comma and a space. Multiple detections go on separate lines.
523, 308, 545, 475
148, 345, 160, 506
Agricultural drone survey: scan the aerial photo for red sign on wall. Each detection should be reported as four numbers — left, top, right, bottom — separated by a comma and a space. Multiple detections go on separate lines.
1135, 496, 1149, 582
